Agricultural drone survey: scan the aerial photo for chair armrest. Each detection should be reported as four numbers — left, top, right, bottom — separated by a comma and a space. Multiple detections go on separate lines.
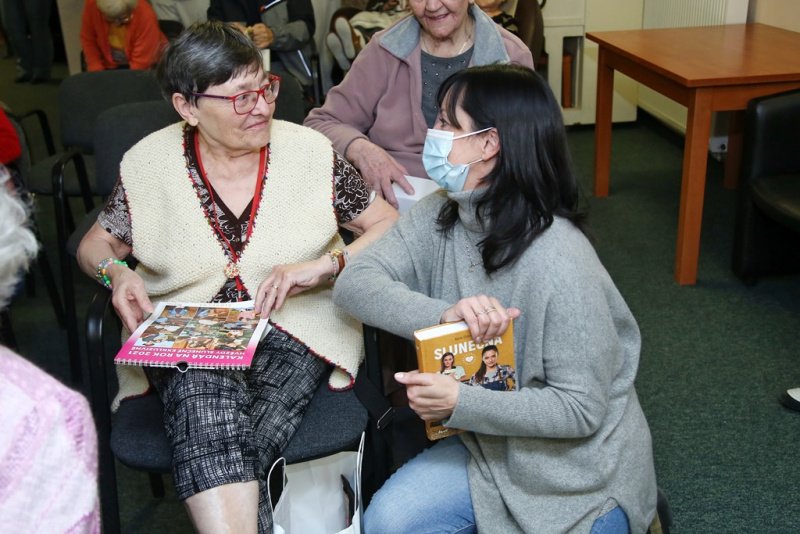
742, 89, 800, 184
19, 108, 56, 157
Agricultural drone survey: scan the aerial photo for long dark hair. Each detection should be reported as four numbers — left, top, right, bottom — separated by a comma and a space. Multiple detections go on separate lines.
435, 65, 588, 275
473, 344, 499, 383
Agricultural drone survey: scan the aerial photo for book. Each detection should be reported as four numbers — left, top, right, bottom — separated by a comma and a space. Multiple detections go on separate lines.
115, 301, 270, 371
392, 175, 442, 214
413, 320, 516, 440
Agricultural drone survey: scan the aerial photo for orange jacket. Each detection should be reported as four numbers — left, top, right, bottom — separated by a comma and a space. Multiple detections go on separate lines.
80, 0, 167, 71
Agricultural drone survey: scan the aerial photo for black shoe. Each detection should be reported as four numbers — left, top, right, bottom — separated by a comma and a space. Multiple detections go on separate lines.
780, 388, 800, 412
13, 73, 32, 83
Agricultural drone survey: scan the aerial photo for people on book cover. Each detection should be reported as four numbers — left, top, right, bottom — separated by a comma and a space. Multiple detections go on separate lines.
468, 345, 515, 391
437, 351, 467, 381
333, 65, 657, 533
75, 20, 399, 533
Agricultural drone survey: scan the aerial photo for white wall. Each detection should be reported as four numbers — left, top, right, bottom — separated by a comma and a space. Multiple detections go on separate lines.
749, 0, 800, 31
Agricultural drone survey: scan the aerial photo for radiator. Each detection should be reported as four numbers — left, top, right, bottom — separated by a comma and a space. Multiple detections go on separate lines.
638, 0, 750, 154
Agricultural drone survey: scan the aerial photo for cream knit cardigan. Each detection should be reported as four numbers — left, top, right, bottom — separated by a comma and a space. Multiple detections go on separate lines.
112, 120, 364, 409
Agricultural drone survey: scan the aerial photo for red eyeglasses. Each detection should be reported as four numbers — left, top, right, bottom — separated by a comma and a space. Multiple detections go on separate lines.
192, 74, 281, 115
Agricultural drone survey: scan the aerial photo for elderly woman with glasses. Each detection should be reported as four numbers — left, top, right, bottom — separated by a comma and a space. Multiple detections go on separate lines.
80, 0, 167, 71
77, 20, 398, 533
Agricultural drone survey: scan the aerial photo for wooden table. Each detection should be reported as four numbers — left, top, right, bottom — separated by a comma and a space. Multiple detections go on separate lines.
587, 24, 800, 285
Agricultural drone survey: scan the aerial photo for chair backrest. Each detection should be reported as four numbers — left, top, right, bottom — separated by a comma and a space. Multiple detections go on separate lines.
158, 19, 184, 40
741, 88, 800, 185
59, 70, 165, 152
515, 0, 544, 67
272, 71, 307, 124
93, 100, 181, 197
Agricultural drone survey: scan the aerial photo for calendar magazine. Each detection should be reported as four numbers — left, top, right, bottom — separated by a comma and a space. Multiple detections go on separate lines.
115, 301, 269, 371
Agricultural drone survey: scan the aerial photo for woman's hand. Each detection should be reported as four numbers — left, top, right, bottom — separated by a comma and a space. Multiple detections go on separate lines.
440, 295, 521, 343
108, 266, 155, 334
395, 370, 460, 420
254, 256, 332, 316
346, 138, 412, 209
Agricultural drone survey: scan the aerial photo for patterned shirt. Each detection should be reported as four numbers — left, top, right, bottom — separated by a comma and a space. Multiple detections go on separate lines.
98, 123, 373, 303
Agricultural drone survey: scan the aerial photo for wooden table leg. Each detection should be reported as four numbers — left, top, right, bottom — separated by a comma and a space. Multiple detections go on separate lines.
724, 110, 745, 189
675, 89, 713, 285
594, 48, 614, 198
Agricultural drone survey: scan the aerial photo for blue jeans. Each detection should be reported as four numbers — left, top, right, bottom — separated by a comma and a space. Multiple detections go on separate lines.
364, 436, 630, 534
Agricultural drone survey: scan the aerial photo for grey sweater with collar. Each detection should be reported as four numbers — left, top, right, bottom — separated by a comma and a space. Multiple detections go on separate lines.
334, 189, 657, 533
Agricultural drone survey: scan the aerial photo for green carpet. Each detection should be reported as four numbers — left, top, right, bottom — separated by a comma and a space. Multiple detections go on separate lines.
3, 48, 799, 532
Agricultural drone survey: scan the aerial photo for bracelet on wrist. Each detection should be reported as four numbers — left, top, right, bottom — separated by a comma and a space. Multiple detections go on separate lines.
95, 257, 128, 290
325, 249, 346, 282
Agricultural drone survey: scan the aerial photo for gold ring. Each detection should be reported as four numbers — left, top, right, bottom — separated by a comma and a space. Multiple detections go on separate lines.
485, 306, 497, 313
272, 284, 279, 290
476, 310, 486, 316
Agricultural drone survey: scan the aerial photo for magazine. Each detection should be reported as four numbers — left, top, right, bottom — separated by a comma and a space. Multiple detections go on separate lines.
115, 301, 270, 371
392, 175, 442, 214
413, 320, 516, 440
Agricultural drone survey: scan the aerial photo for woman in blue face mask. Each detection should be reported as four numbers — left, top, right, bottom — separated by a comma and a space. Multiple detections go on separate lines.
333, 64, 658, 534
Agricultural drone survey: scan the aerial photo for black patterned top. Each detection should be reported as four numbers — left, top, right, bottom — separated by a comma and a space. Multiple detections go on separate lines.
98, 124, 373, 302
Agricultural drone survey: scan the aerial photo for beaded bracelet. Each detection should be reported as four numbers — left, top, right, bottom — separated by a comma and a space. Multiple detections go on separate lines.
95, 258, 128, 290
326, 249, 345, 281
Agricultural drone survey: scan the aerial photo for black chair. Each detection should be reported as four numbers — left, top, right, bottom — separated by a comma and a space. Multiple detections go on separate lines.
731, 88, 800, 285
158, 19, 184, 40
2, 110, 65, 347
261, 0, 324, 107
24, 70, 164, 383
87, 286, 392, 533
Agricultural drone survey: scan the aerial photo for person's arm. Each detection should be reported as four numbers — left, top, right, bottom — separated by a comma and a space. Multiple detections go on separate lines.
253, 186, 399, 315
302, 39, 387, 154
447, 267, 635, 439
127, 3, 167, 70
332, 194, 453, 338
76, 222, 154, 335
303, 40, 413, 207
260, 0, 314, 51
80, 1, 107, 72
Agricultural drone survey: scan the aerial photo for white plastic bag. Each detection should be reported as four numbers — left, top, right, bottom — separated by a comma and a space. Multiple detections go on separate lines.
270, 433, 364, 534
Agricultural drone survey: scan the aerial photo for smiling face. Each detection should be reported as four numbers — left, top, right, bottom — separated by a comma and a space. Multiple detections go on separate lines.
482, 349, 498, 369
409, 0, 471, 43
187, 68, 274, 155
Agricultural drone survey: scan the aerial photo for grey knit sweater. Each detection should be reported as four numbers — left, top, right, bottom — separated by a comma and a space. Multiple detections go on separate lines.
333, 189, 657, 533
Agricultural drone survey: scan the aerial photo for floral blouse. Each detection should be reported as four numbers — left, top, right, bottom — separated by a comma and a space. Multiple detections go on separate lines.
98, 124, 373, 303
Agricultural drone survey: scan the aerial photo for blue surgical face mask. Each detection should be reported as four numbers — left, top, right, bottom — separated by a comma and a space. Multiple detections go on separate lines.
422, 127, 494, 192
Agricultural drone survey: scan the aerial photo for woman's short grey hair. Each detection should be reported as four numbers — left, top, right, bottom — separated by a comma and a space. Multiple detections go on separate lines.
0, 165, 38, 310
156, 20, 264, 104
97, 0, 138, 18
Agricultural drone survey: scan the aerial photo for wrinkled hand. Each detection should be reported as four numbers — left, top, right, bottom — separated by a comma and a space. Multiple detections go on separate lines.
395, 370, 460, 421
250, 23, 274, 49
253, 257, 330, 316
347, 139, 412, 209
109, 267, 154, 334
440, 295, 520, 343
